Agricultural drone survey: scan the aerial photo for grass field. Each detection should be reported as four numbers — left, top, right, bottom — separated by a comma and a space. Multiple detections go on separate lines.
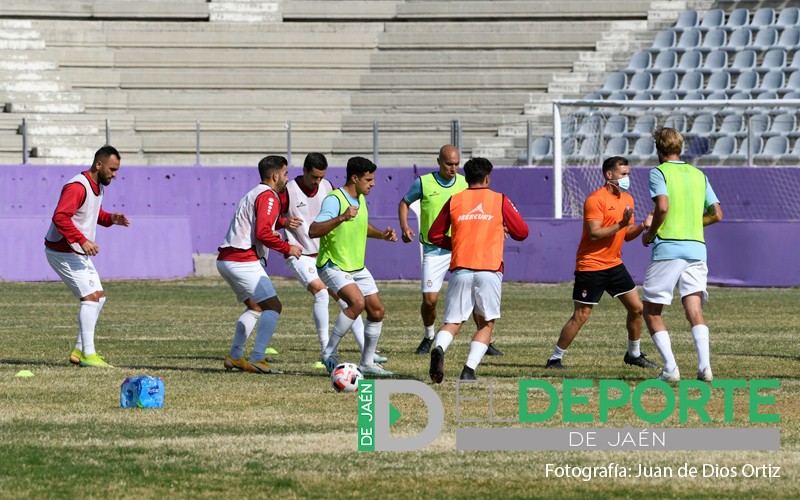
1, 277, 798, 498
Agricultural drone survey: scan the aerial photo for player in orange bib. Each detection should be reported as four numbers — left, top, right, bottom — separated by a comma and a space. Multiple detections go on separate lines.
544, 156, 658, 371
427, 157, 528, 382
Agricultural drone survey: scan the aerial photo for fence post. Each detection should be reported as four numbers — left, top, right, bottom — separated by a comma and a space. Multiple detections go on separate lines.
372, 120, 379, 166
105, 118, 110, 145
748, 116, 754, 167
195, 120, 201, 166
286, 120, 292, 167
553, 102, 562, 219
21, 117, 28, 165
451, 119, 462, 159
526, 119, 533, 166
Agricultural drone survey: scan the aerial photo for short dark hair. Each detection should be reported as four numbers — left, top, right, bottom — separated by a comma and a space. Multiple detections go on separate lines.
346, 156, 377, 179
602, 156, 629, 175
93, 145, 120, 165
257, 155, 287, 180
304, 152, 328, 172
463, 157, 493, 184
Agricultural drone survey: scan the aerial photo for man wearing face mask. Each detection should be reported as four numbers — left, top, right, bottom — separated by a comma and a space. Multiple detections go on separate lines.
544, 156, 658, 371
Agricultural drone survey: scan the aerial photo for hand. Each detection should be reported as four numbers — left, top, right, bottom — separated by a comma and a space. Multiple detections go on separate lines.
81, 240, 99, 256
287, 244, 303, 258
644, 211, 654, 228
285, 217, 303, 229
619, 206, 633, 228
642, 229, 654, 247
342, 206, 358, 221
401, 226, 415, 243
383, 227, 398, 242
111, 213, 130, 226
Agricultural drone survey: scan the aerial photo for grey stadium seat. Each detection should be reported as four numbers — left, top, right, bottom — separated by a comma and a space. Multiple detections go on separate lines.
698, 9, 725, 32
530, 137, 553, 162
780, 71, 800, 94
728, 50, 756, 74
688, 114, 715, 138
647, 51, 677, 73
682, 91, 705, 101
572, 137, 602, 162
599, 72, 627, 96
699, 28, 727, 53
750, 7, 776, 29
603, 137, 629, 157
756, 91, 778, 100
606, 91, 628, 101
628, 115, 657, 137
776, 7, 800, 29
603, 115, 628, 137
757, 49, 786, 74
790, 50, 800, 69
657, 91, 679, 101
621, 51, 651, 75
727, 70, 759, 96
674, 29, 702, 53
724, 8, 749, 31
623, 72, 652, 96
651, 72, 679, 95
699, 49, 727, 74
676, 70, 704, 96
672, 10, 699, 32
766, 112, 797, 137
647, 30, 677, 53
706, 90, 728, 101
723, 27, 753, 52
702, 70, 731, 95
776, 27, 800, 51
629, 137, 656, 161
751, 27, 779, 52
716, 113, 745, 136
575, 114, 602, 138
704, 136, 736, 161
664, 114, 687, 134
748, 113, 771, 135
732, 136, 764, 161
754, 136, 789, 162
675, 50, 703, 74
756, 70, 785, 95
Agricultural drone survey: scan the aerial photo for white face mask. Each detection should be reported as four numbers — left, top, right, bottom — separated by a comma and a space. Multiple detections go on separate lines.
614, 177, 630, 192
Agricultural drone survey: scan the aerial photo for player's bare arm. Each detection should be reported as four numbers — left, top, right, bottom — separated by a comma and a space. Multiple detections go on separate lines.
398, 199, 415, 243
703, 202, 723, 226
111, 213, 130, 226
309, 205, 358, 239
368, 223, 397, 241
643, 195, 669, 246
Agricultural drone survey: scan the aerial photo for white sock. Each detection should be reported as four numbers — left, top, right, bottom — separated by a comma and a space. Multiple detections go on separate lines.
434, 330, 454, 352
76, 296, 106, 352
78, 301, 100, 355
250, 310, 279, 362
550, 345, 566, 361
351, 316, 365, 353
324, 311, 356, 358
628, 339, 641, 357
360, 320, 382, 366
312, 290, 329, 352
424, 324, 435, 339
652, 331, 677, 372
465, 341, 489, 370
691, 324, 711, 371
230, 309, 260, 359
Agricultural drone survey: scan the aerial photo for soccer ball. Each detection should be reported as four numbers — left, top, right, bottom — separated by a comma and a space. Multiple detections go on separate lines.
331, 362, 363, 393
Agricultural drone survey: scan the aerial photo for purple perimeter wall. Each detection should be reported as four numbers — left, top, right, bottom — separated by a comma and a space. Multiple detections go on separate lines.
1, 165, 798, 286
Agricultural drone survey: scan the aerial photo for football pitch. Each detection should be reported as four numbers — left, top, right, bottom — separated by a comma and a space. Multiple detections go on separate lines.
1, 277, 797, 498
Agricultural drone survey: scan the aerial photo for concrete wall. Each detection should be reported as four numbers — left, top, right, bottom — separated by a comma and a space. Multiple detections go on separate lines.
1, 165, 798, 286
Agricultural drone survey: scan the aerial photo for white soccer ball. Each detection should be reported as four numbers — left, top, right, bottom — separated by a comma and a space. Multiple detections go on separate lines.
331, 362, 363, 393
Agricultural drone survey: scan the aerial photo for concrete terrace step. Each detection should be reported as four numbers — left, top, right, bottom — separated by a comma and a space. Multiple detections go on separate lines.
87, 90, 351, 111
377, 30, 604, 49
333, 134, 480, 153
369, 50, 579, 70
0, 0, 209, 20
351, 91, 539, 113
383, 20, 615, 33
396, 0, 653, 19
109, 48, 372, 69
361, 72, 553, 91
119, 70, 363, 90
341, 114, 518, 134
208, 1, 280, 23
140, 132, 336, 153
104, 29, 379, 49
132, 112, 343, 133
282, 1, 398, 20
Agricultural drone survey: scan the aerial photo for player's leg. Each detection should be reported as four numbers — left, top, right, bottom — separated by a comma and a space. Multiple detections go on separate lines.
287, 255, 330, 354
319, 266, 364, 371
430, 270, 473, 383
546, 270, 599, 369
678, 260, 712, 381
642, 259, 686, 382
217, 260, 262, 371
416, 251, 449, 354
459, 271, 502, 380
609, 264, 658, 369
356, 269, 392, 376
45, 249, 110, 367
246, 273, 283, 374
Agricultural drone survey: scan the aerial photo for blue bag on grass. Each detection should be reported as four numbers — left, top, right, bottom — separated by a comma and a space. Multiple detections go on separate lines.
120, 376, 165, 408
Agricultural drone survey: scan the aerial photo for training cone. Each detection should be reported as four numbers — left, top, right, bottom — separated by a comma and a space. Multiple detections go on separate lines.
266, 348, 279, 355
15, 370, 34, 378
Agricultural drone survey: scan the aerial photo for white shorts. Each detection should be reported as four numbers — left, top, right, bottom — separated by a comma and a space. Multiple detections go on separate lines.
318, 265, 378, 297
285, 255, 322, 289
45, 248, 103, 299
216, 260, 277, 304
642, 259, 709, 305
443, 270, 503, 323
421, 252, 451, 294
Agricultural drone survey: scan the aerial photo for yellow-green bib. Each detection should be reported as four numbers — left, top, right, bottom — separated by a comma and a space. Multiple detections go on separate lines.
419, 173, 468, 245
655, 162, 706, 243
316, 189, 368, 272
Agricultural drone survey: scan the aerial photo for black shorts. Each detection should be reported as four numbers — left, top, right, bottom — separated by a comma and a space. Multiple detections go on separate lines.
572, 263, 636, 304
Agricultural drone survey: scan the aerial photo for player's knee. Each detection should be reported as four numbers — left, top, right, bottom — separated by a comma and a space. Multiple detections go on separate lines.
367, 304, 385, 322
422, 295, 438, 308
628, 304, 643, 318
349, 297, 366, 315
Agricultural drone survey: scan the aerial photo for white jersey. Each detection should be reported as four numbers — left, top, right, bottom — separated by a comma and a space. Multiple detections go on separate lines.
284, 178, 332, 255
45, 173, 102, 255
219, 184, 278, 264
